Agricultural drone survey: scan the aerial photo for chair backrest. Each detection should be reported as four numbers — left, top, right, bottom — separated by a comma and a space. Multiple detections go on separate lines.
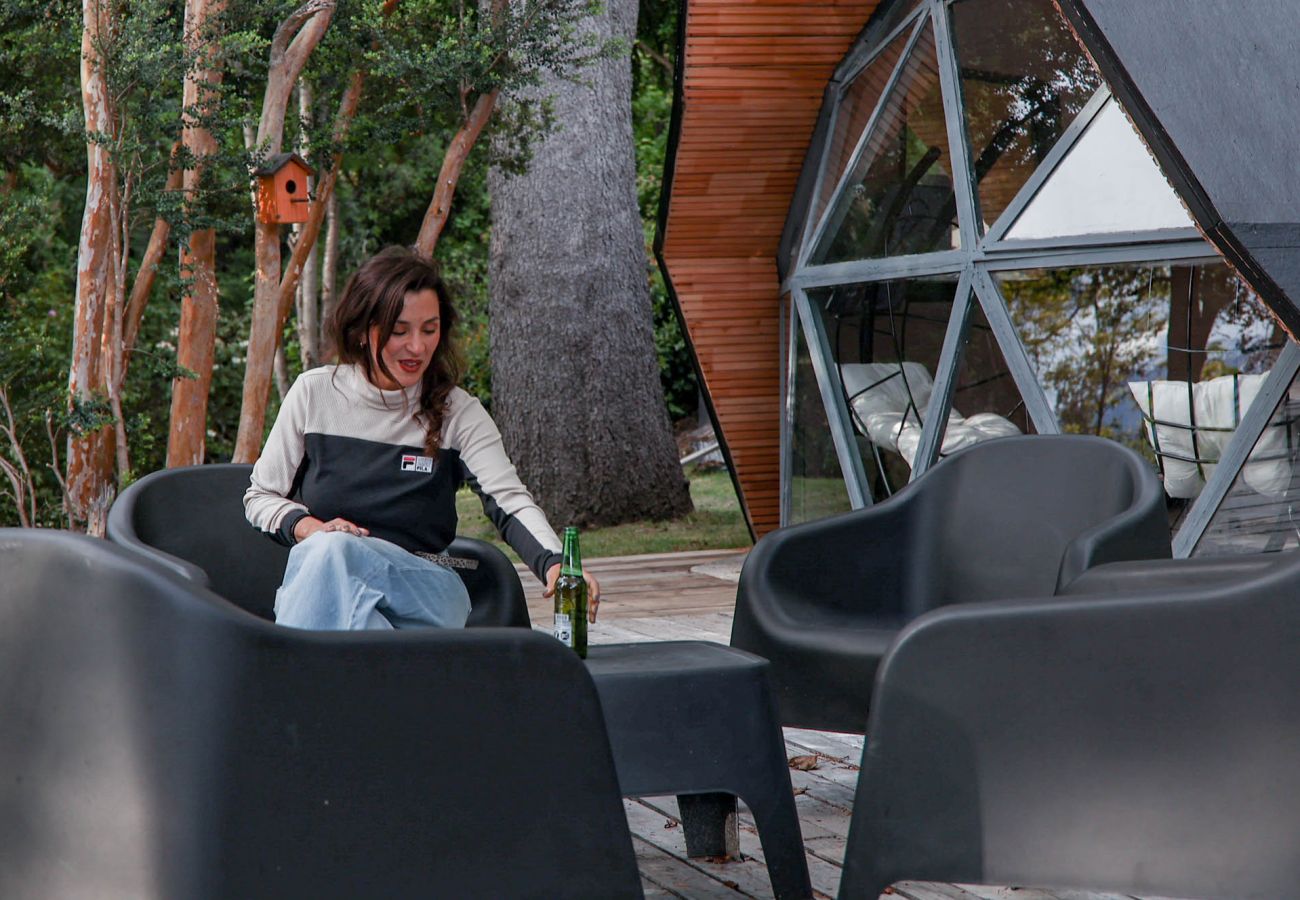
907, 434, 1169, 611
107, 464, 530, 627
0, 530, 638, 899
840, 549, 1300, 900
108, 463, 289, 619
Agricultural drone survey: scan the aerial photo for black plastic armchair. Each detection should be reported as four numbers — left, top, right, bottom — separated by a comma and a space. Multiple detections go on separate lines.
839, 549, 1300, 899
106, 463, 530, 627
732, 434, 1171, 733
0, 530, 640, 899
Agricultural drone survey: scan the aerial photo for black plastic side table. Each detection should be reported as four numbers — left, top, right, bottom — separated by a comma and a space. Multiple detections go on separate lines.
585, 641, 812, 900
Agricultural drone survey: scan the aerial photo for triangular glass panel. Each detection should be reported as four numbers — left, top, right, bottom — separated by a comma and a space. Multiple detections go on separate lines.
949, 0, 1101, 231
810, 17, 916, 233
810, 21, 959, 265
809, 276, 961, 501
933, 298, 1035, 465
1003, 97, 1195, 240
1194, 362, 1300, 556
790, 310, 852, 525
869, 0, 927, 40
996, 261, 1282, 533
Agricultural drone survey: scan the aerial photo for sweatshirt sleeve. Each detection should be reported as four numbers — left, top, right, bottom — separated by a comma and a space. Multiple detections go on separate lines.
453, 396, 562, 582
244, 375, 311, 546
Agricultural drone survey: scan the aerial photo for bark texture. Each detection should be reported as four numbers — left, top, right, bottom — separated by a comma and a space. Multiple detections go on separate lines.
67, 0, 119, 530
488, 0, 690, 526
319, 188, 340, 360
168, 0, 225, 467
294, 84, 321, 367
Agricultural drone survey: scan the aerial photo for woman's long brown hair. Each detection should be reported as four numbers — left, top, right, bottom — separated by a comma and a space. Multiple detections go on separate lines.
329, 246, 463, 456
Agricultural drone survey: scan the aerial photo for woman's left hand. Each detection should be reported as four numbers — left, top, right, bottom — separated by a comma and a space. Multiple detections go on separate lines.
543, 563, 602, 623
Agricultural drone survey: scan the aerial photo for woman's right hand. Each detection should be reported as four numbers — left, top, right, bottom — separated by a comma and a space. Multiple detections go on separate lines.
294, 516, 371, 542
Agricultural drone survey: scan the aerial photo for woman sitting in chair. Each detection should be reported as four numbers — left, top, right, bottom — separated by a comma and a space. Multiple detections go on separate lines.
244, 246, 601, 630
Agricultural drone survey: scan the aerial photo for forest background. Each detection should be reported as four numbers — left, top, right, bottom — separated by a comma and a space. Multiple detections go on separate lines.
0, 0, 715, 537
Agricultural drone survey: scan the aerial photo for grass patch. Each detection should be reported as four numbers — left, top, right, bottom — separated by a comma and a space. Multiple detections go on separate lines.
456, 468, 752, 562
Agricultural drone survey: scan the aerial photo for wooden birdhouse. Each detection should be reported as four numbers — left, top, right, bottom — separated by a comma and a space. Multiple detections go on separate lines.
254, 152, 314, 225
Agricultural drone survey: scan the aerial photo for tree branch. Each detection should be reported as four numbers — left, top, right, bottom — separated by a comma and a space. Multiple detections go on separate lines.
257, 0, 335, 151
274, 71, 364, 336
0, 387, 35, 526
413, 87, 498, 257
45, 411, 70, 528
269, 0, 332, 68
635, 39, 672, 75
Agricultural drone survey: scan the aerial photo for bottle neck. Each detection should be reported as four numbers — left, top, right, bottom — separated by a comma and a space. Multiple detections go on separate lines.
561, 529, 582, 576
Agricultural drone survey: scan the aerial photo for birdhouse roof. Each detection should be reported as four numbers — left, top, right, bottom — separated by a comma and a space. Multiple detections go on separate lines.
252, 152, 315, 177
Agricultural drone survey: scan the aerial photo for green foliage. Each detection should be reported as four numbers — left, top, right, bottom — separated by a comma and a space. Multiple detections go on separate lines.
629, 13, 697, 423
0, 164, 77, 526
0, 0, 698, 527
0, 1, 81, 173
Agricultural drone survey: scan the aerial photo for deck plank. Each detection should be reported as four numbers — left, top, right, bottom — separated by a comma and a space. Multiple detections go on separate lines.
636, 835, 760, 899
547, 549, 1184, 900
637, 794, 845, 900
625, 797, 781, 898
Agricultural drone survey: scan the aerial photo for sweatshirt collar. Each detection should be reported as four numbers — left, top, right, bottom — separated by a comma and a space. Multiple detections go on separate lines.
339, 363, 421, 411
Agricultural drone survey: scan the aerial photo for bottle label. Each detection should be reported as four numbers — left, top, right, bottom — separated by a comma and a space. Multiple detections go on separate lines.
553, 613, 572, 646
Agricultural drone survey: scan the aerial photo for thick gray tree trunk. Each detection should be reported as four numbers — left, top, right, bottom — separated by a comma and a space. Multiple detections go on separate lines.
488, 0, 691, 527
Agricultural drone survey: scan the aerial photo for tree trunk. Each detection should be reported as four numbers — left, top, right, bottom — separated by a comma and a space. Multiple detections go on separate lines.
295, 82, 321, 369
168, 228, 220, 466
273, 344, 291, 400
320, 188, 340, 359
234, 219, 284, 462
232, 1, 335, 463
487, 0, 690, 526
167, 0, 225, 468
67, 0, 119, 529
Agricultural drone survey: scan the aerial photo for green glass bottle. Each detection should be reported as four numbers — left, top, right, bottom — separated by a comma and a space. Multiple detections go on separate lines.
552, 526, 588, 658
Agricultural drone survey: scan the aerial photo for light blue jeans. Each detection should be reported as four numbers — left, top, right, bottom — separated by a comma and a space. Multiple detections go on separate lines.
274, 532, 471, 631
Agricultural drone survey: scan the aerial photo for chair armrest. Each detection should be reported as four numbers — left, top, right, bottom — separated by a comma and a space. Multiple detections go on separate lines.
737, 495, 920, 621
105, 505, 214, 590
1059, 553, 1281, 596
446, 536, 530, 628
843, 549, 1300, 899
1055, 475, 1171, 591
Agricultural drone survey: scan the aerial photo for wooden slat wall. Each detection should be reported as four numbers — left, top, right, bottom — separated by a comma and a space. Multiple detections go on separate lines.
663, 0, 880, 535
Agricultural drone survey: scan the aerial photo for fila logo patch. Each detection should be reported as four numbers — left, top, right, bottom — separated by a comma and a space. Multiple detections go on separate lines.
400, 454, 433, 474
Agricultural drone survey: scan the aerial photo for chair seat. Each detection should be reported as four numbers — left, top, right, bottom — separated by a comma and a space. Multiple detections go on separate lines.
106, 464, 531, 628
0, 530, 640, 899
840, 548, 1300, 899
732, 434, 1174, 734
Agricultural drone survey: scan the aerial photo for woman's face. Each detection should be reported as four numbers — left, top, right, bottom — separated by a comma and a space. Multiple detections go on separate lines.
368, 288, 441, 390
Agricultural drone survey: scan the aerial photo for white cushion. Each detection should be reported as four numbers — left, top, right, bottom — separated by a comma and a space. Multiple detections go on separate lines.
1129, 380, 1205, 499
1129, 372, 1291, 499
962, 412, 1024, 442
894, 412, 1022, 467
862, 411, 906, 451
841, 362, 1022, 467
840, 362, 934, 422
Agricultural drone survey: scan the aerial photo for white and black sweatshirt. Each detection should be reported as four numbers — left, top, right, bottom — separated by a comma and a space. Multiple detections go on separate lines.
244, 364, 562, 581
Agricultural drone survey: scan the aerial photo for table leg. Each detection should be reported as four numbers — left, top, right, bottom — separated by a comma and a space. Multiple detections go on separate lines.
677, 792, 739, 860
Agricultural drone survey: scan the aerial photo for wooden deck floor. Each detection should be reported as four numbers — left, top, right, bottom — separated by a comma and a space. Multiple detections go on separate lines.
518, 550, 1176, 900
